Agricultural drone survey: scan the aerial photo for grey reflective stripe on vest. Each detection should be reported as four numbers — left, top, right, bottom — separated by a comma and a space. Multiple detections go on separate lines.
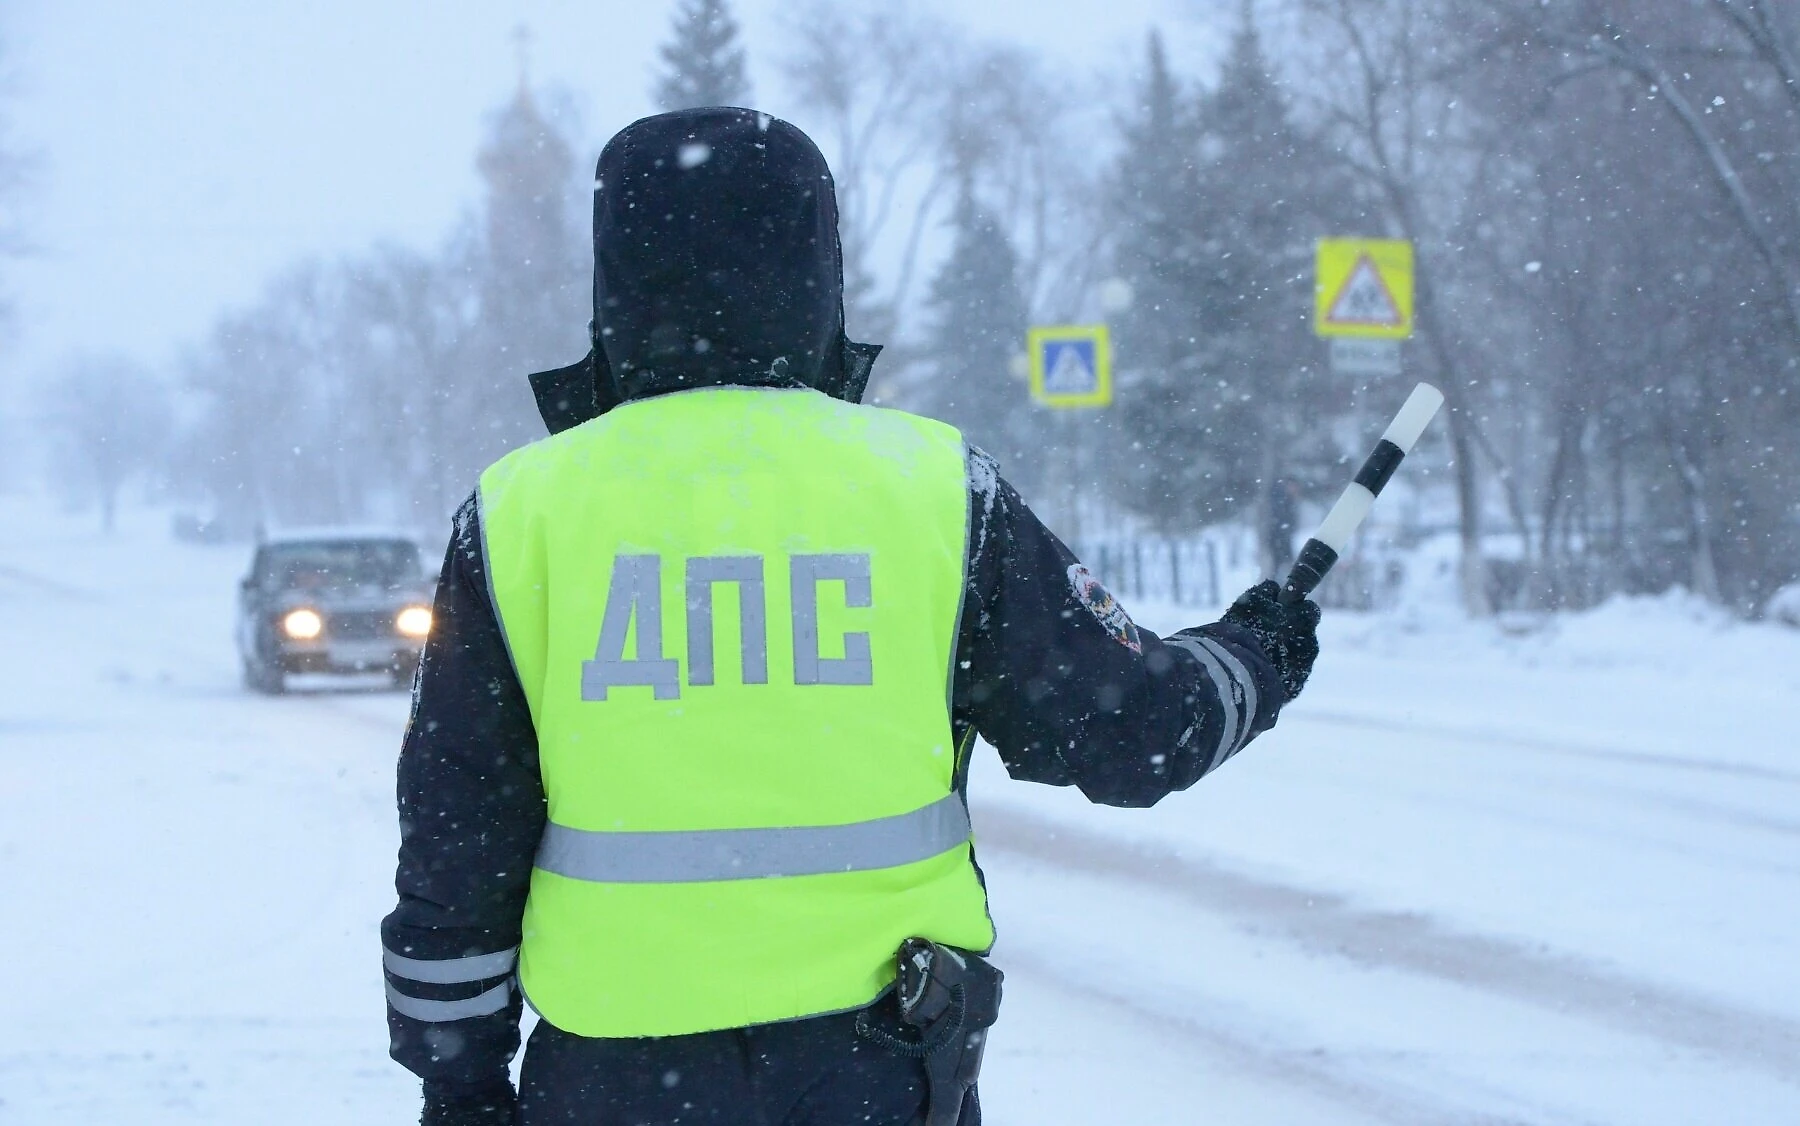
383, 945, 518, 985
536, 793, 971, 883
385, 980, 512, 1023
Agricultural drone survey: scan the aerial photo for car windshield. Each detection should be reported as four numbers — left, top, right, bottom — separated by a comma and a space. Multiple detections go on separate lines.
259, 540, 420, 592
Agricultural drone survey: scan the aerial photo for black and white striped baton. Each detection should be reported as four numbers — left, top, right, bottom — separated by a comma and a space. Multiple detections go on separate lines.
1280, 383, 1445, 606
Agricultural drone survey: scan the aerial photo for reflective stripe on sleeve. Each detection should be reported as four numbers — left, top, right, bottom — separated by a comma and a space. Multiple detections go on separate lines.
536, 793, 971, 884
382, 945, 518, 985
1166, 636, 1242, 771
385, 980, 512, 1023
1194, 636, 1259, 760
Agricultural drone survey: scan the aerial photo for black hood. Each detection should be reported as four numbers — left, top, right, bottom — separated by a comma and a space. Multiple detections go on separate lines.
528, 107, 880, 434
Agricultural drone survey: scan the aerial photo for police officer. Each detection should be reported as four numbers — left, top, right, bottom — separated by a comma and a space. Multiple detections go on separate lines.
381, 108, 1320, 1126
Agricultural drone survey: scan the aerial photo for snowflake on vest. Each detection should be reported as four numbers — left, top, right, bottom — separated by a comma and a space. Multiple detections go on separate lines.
1067, 564, 1142, 654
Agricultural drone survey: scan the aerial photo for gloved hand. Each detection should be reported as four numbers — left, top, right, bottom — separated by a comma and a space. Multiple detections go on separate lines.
421, 1077, 516, 1126
1219, 580, 1320, 702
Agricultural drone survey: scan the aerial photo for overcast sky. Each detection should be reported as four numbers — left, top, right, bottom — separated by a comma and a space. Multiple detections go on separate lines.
3, 0, 1225, 405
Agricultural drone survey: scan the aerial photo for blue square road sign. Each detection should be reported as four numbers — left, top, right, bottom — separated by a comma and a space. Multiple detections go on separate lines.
1028, 325, 1112, 409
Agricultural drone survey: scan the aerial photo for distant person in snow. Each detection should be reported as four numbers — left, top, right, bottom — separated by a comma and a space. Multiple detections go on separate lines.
380, 107, 1321, 1126
1264, 476, 1301, 581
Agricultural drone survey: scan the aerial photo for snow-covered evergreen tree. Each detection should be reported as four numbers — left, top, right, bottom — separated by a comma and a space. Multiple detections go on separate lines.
654, 0, 752, 111
1110, 30, 1204, 391
916, 189, 1036, 488
1109, 14, 1360, 540
1105, 30, 1216, 533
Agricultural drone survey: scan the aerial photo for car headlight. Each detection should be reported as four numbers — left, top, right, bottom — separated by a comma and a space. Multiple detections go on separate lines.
283, 608, 323, 640
396, 606, 433, 638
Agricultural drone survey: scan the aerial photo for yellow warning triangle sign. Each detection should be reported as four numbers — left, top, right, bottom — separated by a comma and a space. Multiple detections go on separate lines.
1315, 238, 1413, 338
1326, 254, 1403, 327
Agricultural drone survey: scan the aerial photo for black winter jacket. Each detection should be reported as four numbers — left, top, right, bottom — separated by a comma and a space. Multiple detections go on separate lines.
381, 445, 1285, 1086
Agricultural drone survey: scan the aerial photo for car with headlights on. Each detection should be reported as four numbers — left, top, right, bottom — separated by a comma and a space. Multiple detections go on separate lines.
237, 530, 434, 693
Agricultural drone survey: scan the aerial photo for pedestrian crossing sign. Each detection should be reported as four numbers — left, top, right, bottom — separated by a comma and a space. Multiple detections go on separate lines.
1028, 324, 1112, 408
1315, 238, 1414, 339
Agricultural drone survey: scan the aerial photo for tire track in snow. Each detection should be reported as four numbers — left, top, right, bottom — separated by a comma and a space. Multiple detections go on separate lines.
1294, 707, 1800, 787
1000, 950, 1554, 1126
0, 562, 103, 602
975, 804, 1800, 1083
1284, 710, 1800, 872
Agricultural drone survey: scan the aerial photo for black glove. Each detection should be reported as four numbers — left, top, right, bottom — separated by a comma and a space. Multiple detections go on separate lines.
421, 1077, 516, 1126
1220, 580, 1320, 702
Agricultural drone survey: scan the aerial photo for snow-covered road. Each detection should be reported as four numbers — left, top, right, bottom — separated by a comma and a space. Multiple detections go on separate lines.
5, 501, 1798, 1124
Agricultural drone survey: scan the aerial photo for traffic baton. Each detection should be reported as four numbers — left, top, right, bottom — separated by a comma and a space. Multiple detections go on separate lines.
1280, 383, 1445, 605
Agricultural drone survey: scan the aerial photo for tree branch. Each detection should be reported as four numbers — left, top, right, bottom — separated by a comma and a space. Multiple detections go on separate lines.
1560, 23, 1800, 340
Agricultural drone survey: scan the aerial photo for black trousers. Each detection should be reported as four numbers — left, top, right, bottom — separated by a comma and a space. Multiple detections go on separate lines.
516, 995, 979, 1126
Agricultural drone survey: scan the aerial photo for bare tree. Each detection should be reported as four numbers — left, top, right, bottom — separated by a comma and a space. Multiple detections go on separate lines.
181, 262, 351, 529
1482, 0, 1800, 344
340, 244, 470, 524
0, 34, 33, 327
1291, 0, 1510, 614
1450, 0, 1800, 607
172, 75, 587, 535
40, 355, 173, 532
778, 2, 959, 345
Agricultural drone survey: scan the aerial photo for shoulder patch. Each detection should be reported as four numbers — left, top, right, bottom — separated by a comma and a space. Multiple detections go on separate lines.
1067, 563, 1143, 653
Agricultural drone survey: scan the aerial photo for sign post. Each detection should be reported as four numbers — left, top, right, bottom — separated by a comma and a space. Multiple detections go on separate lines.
1028, 324, 1112, 409
1315, 238, 1413, 378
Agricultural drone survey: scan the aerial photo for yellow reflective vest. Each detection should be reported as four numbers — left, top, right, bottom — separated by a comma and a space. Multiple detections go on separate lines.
477, 386, 995, 1038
